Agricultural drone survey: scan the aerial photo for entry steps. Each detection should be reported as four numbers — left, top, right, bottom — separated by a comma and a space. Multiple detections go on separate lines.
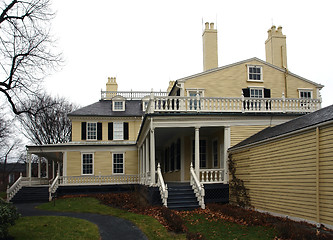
166, 183, 200, 210
10, 186, 49, 203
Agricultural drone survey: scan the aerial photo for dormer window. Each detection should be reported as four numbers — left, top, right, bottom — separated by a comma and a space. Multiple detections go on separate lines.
112, 95, 125, 111
247, 65, 263, 81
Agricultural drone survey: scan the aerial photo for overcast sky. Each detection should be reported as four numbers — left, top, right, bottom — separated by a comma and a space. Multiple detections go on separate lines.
45, 0, 333, 107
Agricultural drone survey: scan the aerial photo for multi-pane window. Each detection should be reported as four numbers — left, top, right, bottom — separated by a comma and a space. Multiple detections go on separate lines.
300, 90, 312, 99
87, 123, 97, 140
188, 90, 203, 110
212, 140, 218, 168
192, 139, 207, 168
248, 66, 262, 81
113, 153, 124, 174
113, 101, 124, 111
113, 122, 124, 140
82, 153, 93, 175
250, 88, 263, 98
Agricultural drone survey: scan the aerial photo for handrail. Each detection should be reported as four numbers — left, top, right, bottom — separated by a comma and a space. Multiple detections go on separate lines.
190, 163, 205, 209
200, 168, 225, 183
58, 174, 139, 185
157, 163, 168, 206
6, 173, 23, 202
101, 90, 169, 100
49, 174, 60, 201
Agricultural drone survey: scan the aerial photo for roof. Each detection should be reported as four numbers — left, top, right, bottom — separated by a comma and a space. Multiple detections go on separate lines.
172, 57, 324, 89
68, 100, 144, 117
229, 104, 333, 151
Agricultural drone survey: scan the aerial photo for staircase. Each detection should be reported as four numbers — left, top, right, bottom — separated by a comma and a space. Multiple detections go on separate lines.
10, 186, 49, 203
167, 183, 200, 210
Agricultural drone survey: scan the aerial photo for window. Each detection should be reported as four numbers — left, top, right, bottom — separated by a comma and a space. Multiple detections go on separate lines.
176, 139, 181, 170
192, 139, 207, 168
188, 90, 204, 110
113, 101, 124, 111
82, 153, 93, 175
212, 140, 218, 168
250, 88, 263, 98
170, 143, 175, 171
87, 123, 97, 140
113, 153, 124, 174
113, 122, 124, 140
299, 90, 312, 99
248, 66, 263, 81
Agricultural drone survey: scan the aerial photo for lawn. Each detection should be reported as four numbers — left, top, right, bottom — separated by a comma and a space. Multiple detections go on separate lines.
37, 197, 278, 240
8, 216, 99, 240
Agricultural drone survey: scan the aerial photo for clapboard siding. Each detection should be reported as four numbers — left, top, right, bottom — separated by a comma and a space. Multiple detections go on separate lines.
230, 123, 333, 227
230, 125, 268, 147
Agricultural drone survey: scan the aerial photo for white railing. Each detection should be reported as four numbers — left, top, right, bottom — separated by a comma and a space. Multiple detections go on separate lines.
190, 163, 205, 209
58, 175, 139, 185
200, 169, 225, 183
49, 174, 60, 201
6, 173, 24, 202
101, 91, 169, 100
146, 95, 321, 114
157, 163, 168, 206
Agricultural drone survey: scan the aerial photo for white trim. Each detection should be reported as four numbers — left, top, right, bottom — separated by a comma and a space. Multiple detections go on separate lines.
113, 122, 124, 140
87, 122, 97, 141
298, 89, 313, 99
249, 87, 264, 98
112, 152, 125, 175
81, 152, 94, 175
186, 88, 205, 97
112, 100, 125, 111
63, 152, 67, 177
191, 137, 208, 169
247, 65, 263, 82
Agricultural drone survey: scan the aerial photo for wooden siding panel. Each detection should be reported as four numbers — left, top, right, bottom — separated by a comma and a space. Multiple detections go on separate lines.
230, 125, 268, 147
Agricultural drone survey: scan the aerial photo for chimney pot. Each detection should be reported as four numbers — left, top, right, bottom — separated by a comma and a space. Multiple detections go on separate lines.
210, 22, 214, 29
205, 22, 209, 29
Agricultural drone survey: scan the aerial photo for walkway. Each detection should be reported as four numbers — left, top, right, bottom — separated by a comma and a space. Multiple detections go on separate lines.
15, 203, 148, 240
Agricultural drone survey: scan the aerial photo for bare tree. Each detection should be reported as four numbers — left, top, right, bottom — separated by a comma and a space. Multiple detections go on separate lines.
18, 93, 77, 145
0, 0, 61, 115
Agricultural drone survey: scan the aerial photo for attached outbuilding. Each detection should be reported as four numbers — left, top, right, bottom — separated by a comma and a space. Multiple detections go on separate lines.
228, 104, 333, 229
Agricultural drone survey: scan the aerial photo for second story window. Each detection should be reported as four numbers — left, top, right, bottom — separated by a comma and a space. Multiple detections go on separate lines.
248, 66, 263, 81
299, 90, 312, 99
87, 122, 97, 140
113, 122, 124, 140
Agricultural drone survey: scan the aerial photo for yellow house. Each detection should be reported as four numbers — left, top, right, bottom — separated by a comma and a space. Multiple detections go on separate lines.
10, 23, 324, 210
228, 104, 333, 229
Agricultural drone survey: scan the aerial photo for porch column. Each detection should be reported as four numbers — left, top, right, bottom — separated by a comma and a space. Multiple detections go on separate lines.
57, 162, 60, 176
38, 156, 41, 178
28, 153, 32, 178
52, 161, 55, 179
63, 152, 67, 177
195, 127, 200, 177
223, 126, 231, 182
145, 137, 150, 184
150, 128, 156, 185
46, 159, 49, 179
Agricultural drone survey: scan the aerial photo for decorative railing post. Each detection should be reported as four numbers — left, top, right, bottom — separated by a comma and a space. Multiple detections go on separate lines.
241, 92, 245, 113
282, 92, 286, 113
190, 163, 205, 209
157, 163, 168, 206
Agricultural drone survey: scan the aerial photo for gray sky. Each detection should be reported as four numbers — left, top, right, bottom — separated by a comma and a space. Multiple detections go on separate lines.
46, 0, 333, 107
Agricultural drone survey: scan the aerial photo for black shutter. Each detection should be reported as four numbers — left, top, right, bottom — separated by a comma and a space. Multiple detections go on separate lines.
264, 88, 271, 98
242, 88, 250, 97
81, 122, 86, 140
97, 122, 102, 140
123, 122, 129, 140
108, 122, 113, 140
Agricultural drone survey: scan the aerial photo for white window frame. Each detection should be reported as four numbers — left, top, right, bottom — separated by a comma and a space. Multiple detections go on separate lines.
250, 87, 264, 98
113, 100, 125, 111
113, 122, 124, 140
112, 152, 125, 175
247, 65, 263, 82
81, 153, 94, 175
191, 138, 208, 169
142, 100, 149, 111
298, 89, 313, 99
186, 89, 205, 97
87, 122, 97, 140
212, 139, 218, 168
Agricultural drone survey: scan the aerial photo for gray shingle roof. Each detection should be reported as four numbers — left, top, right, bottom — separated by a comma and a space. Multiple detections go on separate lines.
230, 104, 333, 150
68, 100, 144, 117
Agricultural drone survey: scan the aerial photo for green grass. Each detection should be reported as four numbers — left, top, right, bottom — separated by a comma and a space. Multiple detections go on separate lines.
184, 214, 277, 240
0, 191, 6, 199
8, 216, 99, 240
38, 197, 185, 240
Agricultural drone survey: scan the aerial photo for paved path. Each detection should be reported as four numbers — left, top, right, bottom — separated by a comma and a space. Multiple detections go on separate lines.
15, 203, 148, 240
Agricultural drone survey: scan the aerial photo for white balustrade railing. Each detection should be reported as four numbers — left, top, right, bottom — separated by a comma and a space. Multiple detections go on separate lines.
200, 169, 225, 183
146, 95, 321, 114
58, 175, 139, 185
101, 91, 169, 100
157, 163, 168, 206
49, 174, 60, 201
190, 163, 205, 209
6, 173, 25, 202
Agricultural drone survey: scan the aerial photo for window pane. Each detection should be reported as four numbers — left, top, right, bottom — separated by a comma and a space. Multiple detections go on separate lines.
113, 153, 124, 174
113, 122, 124, 140
82, 154, 93, 174
87, 123, 97, 140
114, 101, 123, 110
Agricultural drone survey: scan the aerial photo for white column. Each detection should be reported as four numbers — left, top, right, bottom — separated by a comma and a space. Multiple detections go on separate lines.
63, 152, 67, 177
223, 126, 231, 183
180, 136, 185, 182
38, 156, 41, 178
150, 129, 156, 185
46, 159, 49, 178
52, 161, 55, 178
195, 127, 200, 177
145, 138, 150, 184
57, 162, 60, 176
28, 153, 32, 178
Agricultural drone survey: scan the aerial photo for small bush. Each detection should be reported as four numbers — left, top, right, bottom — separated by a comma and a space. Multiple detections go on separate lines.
160, 207, 185, 233
0, 199, 20, 238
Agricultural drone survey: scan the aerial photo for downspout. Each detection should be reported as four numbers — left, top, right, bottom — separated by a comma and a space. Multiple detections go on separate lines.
316, 127, 320, 227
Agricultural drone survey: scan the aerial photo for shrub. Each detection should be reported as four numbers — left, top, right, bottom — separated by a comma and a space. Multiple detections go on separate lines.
160, 207, 185, 233
0, 199, 20, 238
